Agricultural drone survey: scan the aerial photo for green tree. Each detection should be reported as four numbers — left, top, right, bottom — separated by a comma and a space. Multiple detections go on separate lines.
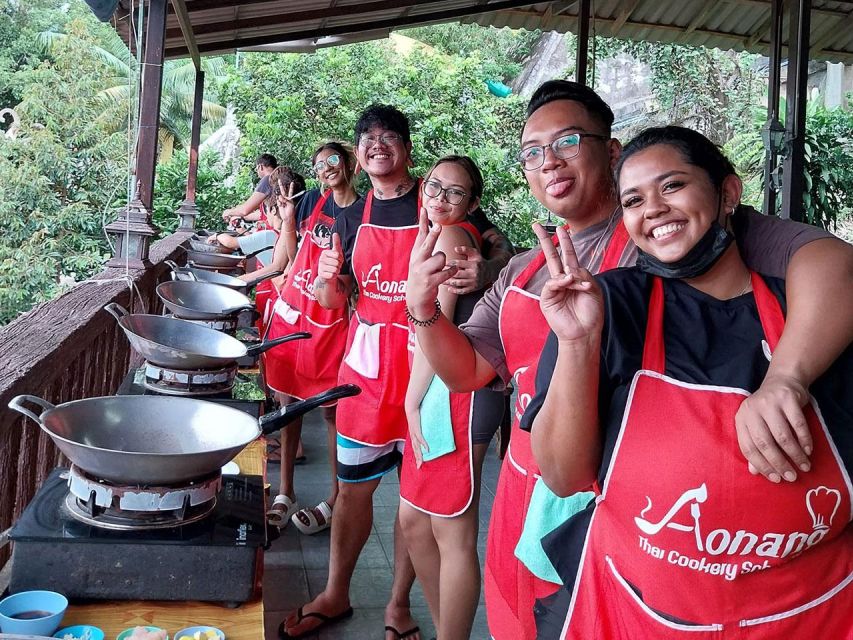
0, 19, 127, 324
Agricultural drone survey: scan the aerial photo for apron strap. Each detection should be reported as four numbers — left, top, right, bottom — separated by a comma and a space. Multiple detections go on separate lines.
750, 272, 786, 352
641, 272, 787, 374
309, 189, 333, 225
599, 218, 630, 272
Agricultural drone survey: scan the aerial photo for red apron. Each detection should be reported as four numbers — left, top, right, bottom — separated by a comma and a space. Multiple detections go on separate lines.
560, 273, 853, 639
264, 191, 349, 401
485, 221, 630, 640
336, 189, 420, 445
399, 220, 484, 517
251, 201, 276, 332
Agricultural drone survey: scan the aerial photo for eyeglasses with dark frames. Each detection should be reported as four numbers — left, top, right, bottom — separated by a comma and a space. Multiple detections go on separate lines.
358, 132, 403, 147
518, 132, 608, 171
422, 180, 468, 205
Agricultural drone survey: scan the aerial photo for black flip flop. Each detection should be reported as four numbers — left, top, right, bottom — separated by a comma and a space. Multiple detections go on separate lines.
279, 606, 354, 639
385, 625, 421, 639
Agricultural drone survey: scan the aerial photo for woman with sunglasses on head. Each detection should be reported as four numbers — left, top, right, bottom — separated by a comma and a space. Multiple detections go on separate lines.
264, 142, 362, 533
400, 156, 506, 640
523, 126, 852, 638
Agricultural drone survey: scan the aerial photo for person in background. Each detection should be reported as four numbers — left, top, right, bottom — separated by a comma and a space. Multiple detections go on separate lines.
524, 126, 852, 638
264, 142, 361, 535
220, 152, 278, 227
400, 156, 505, 640
405, 79, 853, 639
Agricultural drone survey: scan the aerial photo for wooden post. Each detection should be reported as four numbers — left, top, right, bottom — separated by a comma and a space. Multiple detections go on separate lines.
178, 70, 205, 230
136, 0, 168, 212
780, 0, 811, 222
576, 0, 591, 85
761, 0, 783, 216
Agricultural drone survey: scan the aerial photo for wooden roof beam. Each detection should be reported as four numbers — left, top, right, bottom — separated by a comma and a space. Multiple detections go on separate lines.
166, 0, 540, 57
168, 0, 432, 39
684, 0, 718, 35
610, 0, 641, 36
171, 0, 200, 68
809, 6, 853, 56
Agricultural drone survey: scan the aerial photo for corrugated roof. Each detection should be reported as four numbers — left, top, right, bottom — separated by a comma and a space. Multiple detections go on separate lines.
112, 0, 853, 64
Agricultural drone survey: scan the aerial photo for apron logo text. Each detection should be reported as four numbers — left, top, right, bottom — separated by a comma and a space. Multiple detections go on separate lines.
631, 483, 842, 580
361, 263, 407, 303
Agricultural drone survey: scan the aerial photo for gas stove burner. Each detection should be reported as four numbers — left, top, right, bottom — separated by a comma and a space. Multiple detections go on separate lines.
165, 314, 239, 334
143, 361, 238, 396
64, 466, 220, 531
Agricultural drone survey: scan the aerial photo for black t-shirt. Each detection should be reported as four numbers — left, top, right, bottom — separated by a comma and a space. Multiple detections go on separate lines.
332, 185, 420, 276
295, 188, 362, 239
521, 268, 853, 591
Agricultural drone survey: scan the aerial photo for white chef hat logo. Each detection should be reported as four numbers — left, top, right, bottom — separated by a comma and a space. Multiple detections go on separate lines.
805, 486, 841, 532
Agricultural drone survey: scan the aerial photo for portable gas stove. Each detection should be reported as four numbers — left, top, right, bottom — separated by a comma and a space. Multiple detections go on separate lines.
8, 468, 267, 603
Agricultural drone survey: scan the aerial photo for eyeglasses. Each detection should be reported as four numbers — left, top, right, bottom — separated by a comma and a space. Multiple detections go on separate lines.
518, 132, 608, 171
422, 180, 468, 205
358, 132, 403, 147
313, 154, 341, 174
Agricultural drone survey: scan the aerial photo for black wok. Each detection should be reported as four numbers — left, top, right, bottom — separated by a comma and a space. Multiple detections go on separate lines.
164, 260, 282, 294
8, 385, 360, 485
157, 280, 255, 321
105, 303, 310, 369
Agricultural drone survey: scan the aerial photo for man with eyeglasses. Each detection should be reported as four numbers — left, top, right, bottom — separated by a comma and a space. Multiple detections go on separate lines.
279, 105, 424, 640
406, 79, 853, 639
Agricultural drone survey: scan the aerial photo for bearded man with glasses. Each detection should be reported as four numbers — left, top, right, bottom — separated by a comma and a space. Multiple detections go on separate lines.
406, 79, 853, 639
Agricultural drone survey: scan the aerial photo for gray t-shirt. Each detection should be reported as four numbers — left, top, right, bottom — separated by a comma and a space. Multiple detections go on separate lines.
461, 206, 832, 385
254, 175, 273, 197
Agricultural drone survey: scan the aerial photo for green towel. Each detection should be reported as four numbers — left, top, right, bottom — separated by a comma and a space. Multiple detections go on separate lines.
419, 375, 456, 462
514, 477, 594, 583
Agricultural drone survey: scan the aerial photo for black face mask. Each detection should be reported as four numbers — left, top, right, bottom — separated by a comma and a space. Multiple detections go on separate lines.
635, 221, 734, 279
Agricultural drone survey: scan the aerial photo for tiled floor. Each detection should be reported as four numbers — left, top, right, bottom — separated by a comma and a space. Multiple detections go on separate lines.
262, 409, 501, 639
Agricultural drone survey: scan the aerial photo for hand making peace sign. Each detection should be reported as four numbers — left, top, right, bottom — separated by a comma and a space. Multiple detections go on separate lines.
405, 208, 459, 319
534, 222, 604, 343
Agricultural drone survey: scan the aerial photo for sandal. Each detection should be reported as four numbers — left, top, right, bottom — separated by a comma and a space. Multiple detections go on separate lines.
292, 500, 332, 535
267, 494, 299, 528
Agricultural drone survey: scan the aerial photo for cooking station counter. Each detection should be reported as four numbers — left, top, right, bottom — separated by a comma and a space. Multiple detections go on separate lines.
46, 441, 267, 639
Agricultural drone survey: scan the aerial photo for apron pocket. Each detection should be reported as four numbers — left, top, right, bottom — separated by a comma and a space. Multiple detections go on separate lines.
344, 321, 381, 379
514, 478, 593, 584
603, 555, 724, 633
273, 298, 301, 325
419, 375, 456, 462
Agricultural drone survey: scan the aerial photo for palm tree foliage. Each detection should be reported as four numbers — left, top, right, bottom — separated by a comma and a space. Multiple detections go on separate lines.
37, 28, 227, 161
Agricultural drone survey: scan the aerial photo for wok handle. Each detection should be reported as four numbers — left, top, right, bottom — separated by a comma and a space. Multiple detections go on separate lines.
259, 384, 361, 435
164, 259, 181, 271
103, 302, 129, 321
244, 270, 284, 290
223, 303, 255, 316
243, 243, 275, 259
245, 331, 312, 357
8, 395, 55, 425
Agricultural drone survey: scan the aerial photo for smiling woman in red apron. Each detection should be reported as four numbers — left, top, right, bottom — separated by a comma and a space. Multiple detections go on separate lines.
406, 80, 853, 640
264, 143, 360, 533
399, 156, 506, 639
525, 126, 852, 639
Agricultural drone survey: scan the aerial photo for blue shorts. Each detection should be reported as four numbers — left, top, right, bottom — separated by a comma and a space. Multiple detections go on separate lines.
336, 435, 404, 483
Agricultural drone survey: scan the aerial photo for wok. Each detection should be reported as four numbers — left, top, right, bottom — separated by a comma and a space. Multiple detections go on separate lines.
165, 260, 282, 293
157, 281, 254, 321
185, 250, 245, 268
188, 238, 233, 254
8, 385, 360, 485
105, 303, 310, 369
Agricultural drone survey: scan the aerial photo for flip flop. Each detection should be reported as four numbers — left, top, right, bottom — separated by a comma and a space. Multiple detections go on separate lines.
266, 494, 299, 528
385, 624, 421, 639
278, 605, 354, 639
292, 500, 332, 535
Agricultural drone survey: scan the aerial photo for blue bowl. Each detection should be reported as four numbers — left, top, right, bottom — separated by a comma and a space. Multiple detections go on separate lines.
55, 624, 106, 640
0, 589, 68, 636
174, 626, 225, 640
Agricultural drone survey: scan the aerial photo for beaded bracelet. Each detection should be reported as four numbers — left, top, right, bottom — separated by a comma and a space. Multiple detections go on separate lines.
406, 299, 442, 327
